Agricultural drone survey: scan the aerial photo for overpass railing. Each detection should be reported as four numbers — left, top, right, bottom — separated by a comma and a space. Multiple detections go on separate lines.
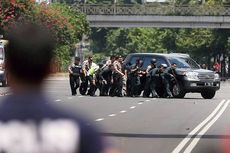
73, 4, 230, 16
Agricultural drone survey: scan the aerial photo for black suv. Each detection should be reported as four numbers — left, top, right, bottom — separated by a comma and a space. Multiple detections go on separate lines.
124, 53, 220, 99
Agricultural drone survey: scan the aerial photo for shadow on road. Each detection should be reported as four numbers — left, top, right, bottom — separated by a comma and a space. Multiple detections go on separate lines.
101, 133, 230, 139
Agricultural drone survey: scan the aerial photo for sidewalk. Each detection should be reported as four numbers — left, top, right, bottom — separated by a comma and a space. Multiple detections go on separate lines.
46, 73, 69, 81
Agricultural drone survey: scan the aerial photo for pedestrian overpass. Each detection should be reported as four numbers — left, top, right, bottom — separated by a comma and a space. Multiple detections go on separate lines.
73, 4, 230, 28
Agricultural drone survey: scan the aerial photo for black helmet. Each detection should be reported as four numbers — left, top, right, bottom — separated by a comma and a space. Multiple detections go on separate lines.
150, 58, 157, 64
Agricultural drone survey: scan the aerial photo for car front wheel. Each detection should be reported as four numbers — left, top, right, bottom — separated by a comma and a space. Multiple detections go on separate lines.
201, 90, 216, 99
172, 83, 186, 98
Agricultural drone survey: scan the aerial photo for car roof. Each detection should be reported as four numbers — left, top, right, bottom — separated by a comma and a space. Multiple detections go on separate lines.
128, 53, 190, 58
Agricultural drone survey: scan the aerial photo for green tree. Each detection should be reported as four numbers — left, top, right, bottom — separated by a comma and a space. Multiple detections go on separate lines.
0, 1, 89, 71
106, 28, 167, 55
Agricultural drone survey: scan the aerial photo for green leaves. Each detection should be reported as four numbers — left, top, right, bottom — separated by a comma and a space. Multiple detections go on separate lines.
0, 1, 90, 72
106, 28, 167, 55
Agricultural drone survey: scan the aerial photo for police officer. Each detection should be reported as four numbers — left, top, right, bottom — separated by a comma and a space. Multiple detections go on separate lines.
110, 55, 124, 97
81, 55, 99, 96
148, 63, 162, 98
143, 58, 157, 97
157, 64, 172, 98
129, 59, 144, 97
68, 57, 82, 96
163, 63, 177, 98
98, 64, 113, 96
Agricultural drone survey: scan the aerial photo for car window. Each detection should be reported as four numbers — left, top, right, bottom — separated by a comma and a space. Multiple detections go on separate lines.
168, 57, 200, 69
143, 56, 168, 68
183, 57, 200, 69
129, 56, 143, 66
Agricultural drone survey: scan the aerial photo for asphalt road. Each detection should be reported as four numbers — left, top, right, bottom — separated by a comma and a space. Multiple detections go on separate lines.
0, 78, 230, 153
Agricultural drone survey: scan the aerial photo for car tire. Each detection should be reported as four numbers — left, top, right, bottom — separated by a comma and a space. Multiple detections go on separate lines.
201, 90, 216, 99
172, 83, 186, 98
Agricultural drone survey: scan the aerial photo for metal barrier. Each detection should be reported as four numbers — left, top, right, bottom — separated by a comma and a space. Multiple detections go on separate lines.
72, 4, 230, 16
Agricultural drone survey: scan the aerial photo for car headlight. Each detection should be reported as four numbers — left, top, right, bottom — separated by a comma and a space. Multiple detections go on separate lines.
185, 72, 199, 81
214, 73, 220, 80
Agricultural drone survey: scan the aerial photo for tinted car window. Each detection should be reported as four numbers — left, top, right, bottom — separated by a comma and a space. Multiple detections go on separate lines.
143, 56, 168, 68
129, 56, 143, 65
168, 57, 200, 69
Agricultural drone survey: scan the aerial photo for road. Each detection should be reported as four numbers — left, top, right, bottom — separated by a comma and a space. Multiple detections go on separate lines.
0, 78, 230, 153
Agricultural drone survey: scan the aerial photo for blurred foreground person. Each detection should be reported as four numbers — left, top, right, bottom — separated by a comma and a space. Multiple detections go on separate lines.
2, 22, 119, 153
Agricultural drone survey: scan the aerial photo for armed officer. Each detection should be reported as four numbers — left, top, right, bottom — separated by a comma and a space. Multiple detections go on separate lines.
143, 58, 157, 97
68, 57, 83, 96
81, 55, 99, 96
98, 64, 113, 96
163, 63, 177, 98
148, 63, 163, 98
110, 55, 124, 97
129, 59, 144, 97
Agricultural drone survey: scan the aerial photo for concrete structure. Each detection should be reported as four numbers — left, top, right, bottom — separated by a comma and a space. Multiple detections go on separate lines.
75, 4, 230, 28
87, 15, 230, 28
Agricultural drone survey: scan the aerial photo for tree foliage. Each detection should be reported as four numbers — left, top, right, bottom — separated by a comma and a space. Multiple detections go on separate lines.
0, 0, 89, 71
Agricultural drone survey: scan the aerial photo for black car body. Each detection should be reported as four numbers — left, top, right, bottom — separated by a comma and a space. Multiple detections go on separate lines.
124, 53, 220, 99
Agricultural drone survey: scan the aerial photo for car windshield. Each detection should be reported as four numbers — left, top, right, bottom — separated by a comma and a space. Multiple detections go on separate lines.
168, 57, 200, 69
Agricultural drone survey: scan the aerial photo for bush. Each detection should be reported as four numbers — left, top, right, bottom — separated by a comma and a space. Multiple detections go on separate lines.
0, 1, 89, 72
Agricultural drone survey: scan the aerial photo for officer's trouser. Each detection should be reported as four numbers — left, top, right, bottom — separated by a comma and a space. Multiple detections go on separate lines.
69, 75, 80, 95
130, 75, 141, 96
143, 76, 151, 97
149, 77, 158, 97
164, 79, 173, 97
110, 73, 123, 97
87, 75, 96, 96
100, 80, 110, 96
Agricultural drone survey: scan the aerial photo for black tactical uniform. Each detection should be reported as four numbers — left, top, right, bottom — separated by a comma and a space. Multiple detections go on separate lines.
98, 65, 112, 96
143, 58, 157, 97
68, 58, 82, 96
163, 64, 177, 98
149, 67, 161, 98
129, 59, 144, 97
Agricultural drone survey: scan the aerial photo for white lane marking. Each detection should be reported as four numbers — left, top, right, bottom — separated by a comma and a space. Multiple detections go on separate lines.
130, 106, 136, 109
55, 99, 61, 102
183, 100, 230, 153
172, 99, 226, 153
138, 102, 143, 105
145, 100, 151, 102
152, 98, 157, 100
95, 118, 104, 122
78, 96, 84, 98
67, 97, 73, 100
120, 110, 127, 113
109, 114, 116, 117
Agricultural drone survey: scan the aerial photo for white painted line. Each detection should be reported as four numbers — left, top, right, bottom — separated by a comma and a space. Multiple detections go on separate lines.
67, 97, 73, 100
138, 102, 143, 105
120, 110, 127, 113
78, 96, 84, 98
95, 118, 104, 122
130, 106, 136, 109
152, 98, 157, 100
183, 100, 230, 153
55, 99, 61, 102
145, 100, 150, 102
172, 99, 226, 153
109, 114, 116, 117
